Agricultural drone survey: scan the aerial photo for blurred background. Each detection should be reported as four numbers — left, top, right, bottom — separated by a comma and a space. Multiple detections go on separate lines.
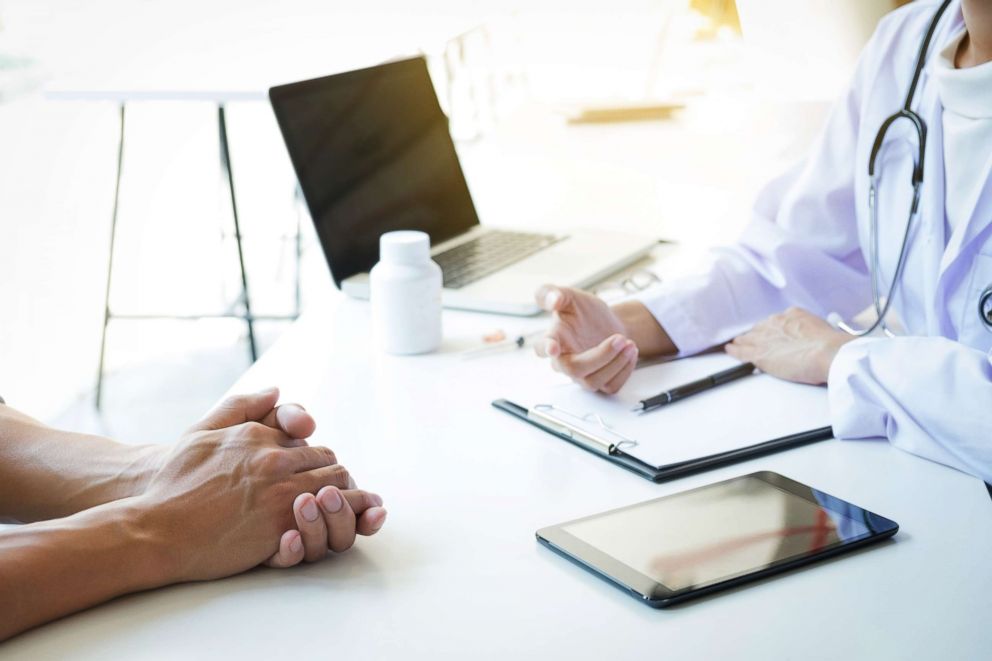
0, 0, 907, 442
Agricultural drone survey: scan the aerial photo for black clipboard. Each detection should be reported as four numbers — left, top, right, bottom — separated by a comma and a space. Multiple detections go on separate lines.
493, 398, 833, 483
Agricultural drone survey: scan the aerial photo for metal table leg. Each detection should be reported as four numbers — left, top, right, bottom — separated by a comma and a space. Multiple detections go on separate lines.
96, 102, 273, 409
95, 102, 126, 411
218, 103, 258, 363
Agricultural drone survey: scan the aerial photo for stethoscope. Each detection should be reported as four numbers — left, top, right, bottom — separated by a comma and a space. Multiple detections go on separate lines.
836, 0, 992, 336
981, 285, 992, 329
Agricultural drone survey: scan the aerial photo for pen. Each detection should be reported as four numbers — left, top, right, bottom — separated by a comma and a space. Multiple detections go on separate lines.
631, 362, 756, 413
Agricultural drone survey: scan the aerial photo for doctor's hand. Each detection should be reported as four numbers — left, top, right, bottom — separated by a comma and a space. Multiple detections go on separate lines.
534, 284, 636, 394
726, 307, 856, 385
533, 285, 675, 394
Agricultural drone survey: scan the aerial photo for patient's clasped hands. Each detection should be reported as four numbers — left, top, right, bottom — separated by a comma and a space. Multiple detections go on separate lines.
0, 387, 386, 641
140, 387, 386, 583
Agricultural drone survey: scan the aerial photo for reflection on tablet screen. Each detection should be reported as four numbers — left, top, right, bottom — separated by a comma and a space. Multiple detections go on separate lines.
562, 479, 872, 591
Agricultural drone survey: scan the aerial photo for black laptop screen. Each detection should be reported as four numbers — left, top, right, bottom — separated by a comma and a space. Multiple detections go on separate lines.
269, 57, 480, 285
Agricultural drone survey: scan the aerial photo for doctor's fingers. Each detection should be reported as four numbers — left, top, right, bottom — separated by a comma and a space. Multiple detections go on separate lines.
726, 333, 755, 352
729, 323, 773, 346
535, 284, 575, 313
556, 334, 633, 381
727, 334, 754, 349
726, 341, 764, 364
602, 354, 638, 395
535, 333, 561, 359
536, 312, 578, 359
579, 342, 638, 392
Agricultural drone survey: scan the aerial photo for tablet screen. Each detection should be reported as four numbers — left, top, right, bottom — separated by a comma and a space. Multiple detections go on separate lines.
560, 474, 875, 592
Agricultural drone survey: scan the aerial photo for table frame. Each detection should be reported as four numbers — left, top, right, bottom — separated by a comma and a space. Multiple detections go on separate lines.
94, 101, 302, 409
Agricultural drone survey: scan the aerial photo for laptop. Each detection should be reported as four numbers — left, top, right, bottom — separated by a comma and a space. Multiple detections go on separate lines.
269, 57, 656, 316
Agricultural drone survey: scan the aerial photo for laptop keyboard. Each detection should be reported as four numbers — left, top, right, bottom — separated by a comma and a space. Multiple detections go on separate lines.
433, 230, 563, 289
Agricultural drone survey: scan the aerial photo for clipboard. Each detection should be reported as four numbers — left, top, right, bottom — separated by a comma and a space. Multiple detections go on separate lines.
493, 354, 834, 483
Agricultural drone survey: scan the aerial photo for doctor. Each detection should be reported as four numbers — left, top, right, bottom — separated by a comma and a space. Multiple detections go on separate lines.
535, 0, 992, 483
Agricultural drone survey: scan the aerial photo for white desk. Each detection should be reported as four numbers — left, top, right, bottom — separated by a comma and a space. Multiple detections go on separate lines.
5, 279, 991, 660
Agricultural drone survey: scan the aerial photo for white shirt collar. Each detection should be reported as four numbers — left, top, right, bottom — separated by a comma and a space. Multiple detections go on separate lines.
932, 28, 992, 119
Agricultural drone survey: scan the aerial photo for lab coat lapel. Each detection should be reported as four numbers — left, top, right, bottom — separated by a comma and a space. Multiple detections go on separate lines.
916, 77, 947, 333
940, 157, 992, 275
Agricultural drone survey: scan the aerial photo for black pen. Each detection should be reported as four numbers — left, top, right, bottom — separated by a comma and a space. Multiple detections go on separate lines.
631, 362, 757, 413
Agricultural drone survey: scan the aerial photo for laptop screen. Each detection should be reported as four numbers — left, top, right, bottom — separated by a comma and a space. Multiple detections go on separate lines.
269, 57, 480, 286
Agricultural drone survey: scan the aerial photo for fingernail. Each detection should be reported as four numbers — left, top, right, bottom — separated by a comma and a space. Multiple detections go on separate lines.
624, 345, 637, 358
257, 386, 278, 396
545, 290, 560, 309
301, 497, 319, 522
611, 336, 625, 351
370, 493, 383, 507
290, 535, 303, 554
373, 509, 388, 531
319, 488, 343, 513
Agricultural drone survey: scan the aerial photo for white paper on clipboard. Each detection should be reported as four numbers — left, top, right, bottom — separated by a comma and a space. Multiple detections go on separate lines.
518, 353, 832, 468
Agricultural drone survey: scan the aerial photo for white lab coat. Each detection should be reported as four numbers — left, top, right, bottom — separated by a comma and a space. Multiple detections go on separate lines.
640, 0, 992, 483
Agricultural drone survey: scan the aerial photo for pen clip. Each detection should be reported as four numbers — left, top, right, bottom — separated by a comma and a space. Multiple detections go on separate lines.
528, 404, 638, 455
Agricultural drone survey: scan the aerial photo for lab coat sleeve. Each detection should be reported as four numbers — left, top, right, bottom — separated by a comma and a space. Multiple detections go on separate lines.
635, 19, 901, 355
829, 337, 992, 483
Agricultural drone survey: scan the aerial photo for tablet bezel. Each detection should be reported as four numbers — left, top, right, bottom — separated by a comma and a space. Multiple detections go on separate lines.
536, 471, 899, 607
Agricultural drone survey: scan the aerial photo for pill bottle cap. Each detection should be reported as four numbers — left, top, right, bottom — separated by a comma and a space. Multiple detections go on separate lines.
380, 231, 431, 265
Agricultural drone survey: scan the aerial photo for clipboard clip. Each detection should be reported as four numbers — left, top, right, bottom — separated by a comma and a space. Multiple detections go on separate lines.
527, 404, 639, 456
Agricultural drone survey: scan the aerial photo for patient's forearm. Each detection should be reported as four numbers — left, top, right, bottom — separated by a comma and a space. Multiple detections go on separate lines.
0, 498, 171, 641
0, 406, 161, 522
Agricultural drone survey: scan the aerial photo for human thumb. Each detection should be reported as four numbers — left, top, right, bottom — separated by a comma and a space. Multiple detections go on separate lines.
189, 386, 280, 431
535, 284, 571, 312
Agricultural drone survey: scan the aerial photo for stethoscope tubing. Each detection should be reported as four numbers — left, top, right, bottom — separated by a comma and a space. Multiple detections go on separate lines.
842, 0, 952, 337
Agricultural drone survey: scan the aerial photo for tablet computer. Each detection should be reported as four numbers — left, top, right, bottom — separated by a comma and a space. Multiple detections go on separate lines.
537, 471, 898, 607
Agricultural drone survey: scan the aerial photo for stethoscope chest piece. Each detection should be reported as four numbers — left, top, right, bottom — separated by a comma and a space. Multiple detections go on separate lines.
980, 285, 992, 331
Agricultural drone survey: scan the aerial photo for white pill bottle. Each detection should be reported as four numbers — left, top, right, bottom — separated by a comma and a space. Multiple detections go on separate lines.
370, 231, 443, 355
